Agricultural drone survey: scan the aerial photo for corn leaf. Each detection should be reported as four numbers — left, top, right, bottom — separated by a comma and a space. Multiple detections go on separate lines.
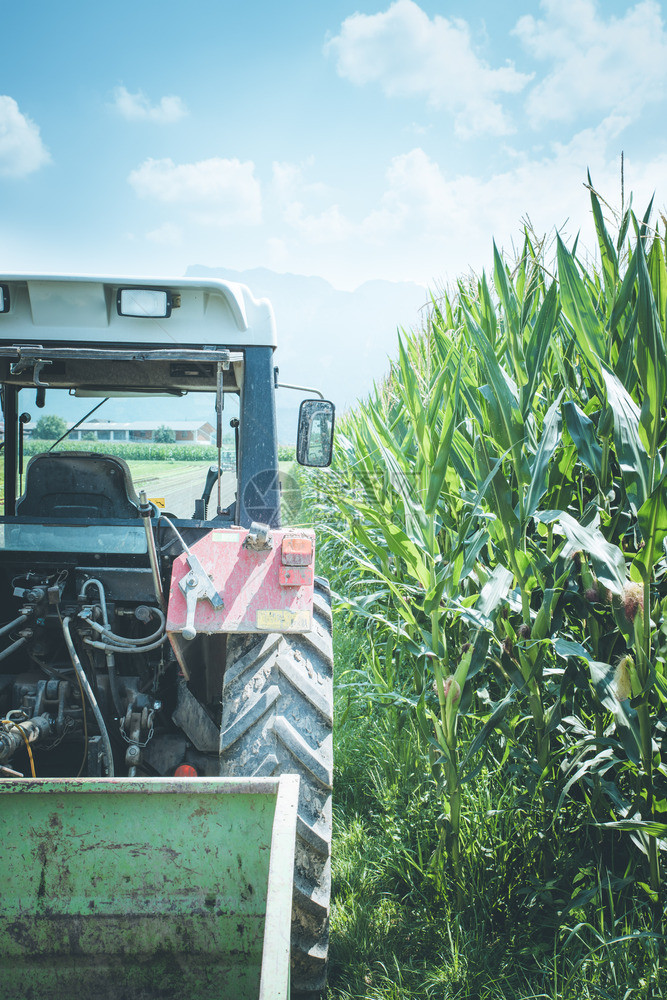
378, 521, 431, 590
463, 306, 524, 480
648, 235, 667, 332
635, 241, 666, 452
521, 280, 559, 418
609, 251, 637, 335
633, 474, 667, 582
459, 686, 517, 779
525, 392, 563, 518
535, 509, 626, 594
588, 659, 641, 764
589, 178, 618, 295
493, 242, 524, 385
477, 564, 514, 616
600, 367, 651, 509
474, 437, 519, 538
563, 400, 603, 479
425, 361, 461, 514
557, 234, 607, 368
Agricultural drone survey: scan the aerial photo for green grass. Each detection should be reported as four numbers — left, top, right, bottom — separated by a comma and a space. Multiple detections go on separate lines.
125, 459, 211, 487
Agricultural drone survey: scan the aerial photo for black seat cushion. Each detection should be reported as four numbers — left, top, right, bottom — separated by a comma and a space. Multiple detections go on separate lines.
17, 452, 141, 519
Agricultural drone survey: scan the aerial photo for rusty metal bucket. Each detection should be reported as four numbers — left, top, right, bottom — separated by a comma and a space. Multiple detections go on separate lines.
0, 774, 299, 1000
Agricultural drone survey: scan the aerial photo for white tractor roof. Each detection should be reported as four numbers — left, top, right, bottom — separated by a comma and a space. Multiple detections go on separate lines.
0, 274, 277, 348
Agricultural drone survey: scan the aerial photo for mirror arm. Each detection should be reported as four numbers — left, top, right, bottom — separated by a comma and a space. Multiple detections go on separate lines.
276, 381, 324, 400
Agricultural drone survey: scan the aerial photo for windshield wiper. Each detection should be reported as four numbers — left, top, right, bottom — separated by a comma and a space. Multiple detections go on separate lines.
47, 397, 110, 452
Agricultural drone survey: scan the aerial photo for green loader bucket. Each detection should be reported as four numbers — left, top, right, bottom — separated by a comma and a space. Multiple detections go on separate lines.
0, 774, 299, 1000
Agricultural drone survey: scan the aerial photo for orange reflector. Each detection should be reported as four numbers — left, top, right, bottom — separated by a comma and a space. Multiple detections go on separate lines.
174, 764, 198, 778
282, 536, 313, 566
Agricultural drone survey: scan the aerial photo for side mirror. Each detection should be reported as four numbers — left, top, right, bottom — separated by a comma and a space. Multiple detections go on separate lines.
296, 399, 335, 467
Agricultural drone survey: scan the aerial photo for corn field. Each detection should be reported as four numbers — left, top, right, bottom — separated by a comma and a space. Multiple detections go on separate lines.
23, 439, 231, 462
312, 185, 667, 983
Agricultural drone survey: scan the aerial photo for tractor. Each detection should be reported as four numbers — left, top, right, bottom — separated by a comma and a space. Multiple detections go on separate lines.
0, 275, 335, 999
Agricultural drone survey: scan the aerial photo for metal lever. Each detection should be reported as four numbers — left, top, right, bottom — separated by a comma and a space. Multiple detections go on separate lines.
179, 553, 223, 641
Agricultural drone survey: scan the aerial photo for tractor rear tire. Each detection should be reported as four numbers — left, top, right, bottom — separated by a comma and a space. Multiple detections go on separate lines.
220, 578, 334, 995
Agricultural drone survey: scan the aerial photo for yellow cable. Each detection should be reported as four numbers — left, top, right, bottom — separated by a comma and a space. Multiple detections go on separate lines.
1, 719, 37, 777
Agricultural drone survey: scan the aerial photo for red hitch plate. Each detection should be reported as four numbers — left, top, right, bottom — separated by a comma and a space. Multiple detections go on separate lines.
279, 564, 313, 587
166, 528, 315, 635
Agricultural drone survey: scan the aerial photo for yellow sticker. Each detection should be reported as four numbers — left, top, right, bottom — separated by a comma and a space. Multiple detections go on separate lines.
257, 609, 311, 630
213, 530, 241, 542
149, 497, 165, 508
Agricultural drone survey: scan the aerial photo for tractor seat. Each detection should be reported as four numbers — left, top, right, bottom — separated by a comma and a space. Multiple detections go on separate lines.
16, 452, 142, 519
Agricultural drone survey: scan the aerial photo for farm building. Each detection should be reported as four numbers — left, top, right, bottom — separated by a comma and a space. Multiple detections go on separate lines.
25, 419, 215, 445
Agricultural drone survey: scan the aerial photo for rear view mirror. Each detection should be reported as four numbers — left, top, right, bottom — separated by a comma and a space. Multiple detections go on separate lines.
296, 399, 335, 467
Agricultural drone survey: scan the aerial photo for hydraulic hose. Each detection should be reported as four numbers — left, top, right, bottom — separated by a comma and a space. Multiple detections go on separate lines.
80, 579, 123, 718
84, 634, 168, 655
62, 616, 114, 777
90, 624, 165, 646
139, 490, 166, 613
0, 635, 29, 663
87, 607, 166, 647
0, 612, 31, 639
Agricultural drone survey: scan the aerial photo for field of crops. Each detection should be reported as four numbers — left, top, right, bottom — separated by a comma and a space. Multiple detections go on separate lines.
22, 439, 232, 462
309, 187, 667, 998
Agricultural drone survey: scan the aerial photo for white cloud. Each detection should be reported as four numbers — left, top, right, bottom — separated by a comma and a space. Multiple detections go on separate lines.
375, 123, 667, 277
266, 115, 666, 287
324, 0, 531, 137
111, 86, 188, 123
404, 121, 429, 135
283, 202, 354, 243
146, 222, 182, 246
271, 160, 346, 241
128, 157, 262, 225
359, 121, 630, 254
514, 0, 667, 126
272, 161, 305, 205
0, 96, 50, 177
272, 159, 331, 205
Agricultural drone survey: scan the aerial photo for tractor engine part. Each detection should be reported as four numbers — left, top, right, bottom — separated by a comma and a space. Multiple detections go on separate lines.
0, 714, 53, 763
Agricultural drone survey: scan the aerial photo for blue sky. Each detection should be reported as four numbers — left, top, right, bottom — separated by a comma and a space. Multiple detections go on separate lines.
2, 0, 667, 290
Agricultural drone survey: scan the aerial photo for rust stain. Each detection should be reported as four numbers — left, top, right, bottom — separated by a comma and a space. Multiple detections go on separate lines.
6, 918, 35, 948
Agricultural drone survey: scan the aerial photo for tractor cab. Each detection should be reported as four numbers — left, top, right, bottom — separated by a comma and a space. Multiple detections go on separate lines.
0, 274, 335, 773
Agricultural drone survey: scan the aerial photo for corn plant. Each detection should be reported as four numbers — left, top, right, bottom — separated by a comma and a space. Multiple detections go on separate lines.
313, 182, 667, 918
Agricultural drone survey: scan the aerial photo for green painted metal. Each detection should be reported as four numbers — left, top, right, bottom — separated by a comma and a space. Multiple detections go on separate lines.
0, 774, 299, 1000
